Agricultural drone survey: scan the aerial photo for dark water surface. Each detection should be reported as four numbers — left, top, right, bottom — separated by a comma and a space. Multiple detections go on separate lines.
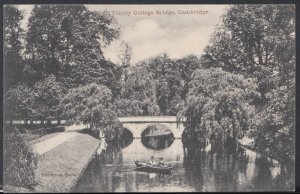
73, 139, 294, 192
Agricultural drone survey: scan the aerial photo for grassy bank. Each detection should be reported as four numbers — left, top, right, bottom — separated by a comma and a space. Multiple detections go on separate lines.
33, 132, 100, 192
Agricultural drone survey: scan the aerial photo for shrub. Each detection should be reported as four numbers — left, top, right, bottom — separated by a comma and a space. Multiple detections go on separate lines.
4, 128, 38, 188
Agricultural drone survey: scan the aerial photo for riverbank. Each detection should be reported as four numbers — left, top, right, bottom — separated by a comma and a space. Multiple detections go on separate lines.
4, 131, 100, 193
34, 132, 100, 192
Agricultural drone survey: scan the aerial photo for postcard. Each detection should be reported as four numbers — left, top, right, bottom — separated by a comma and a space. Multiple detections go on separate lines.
3, 4, 295, 192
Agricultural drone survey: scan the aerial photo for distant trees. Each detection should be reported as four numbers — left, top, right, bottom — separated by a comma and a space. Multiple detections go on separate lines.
131, 54, 200, 116
135, 54, 177, 115
113, 66, 160, 116
176, 55, 201, 99
111, 53, 201, 117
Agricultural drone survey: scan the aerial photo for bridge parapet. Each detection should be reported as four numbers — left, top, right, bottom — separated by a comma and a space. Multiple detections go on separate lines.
118, 116, 186, 123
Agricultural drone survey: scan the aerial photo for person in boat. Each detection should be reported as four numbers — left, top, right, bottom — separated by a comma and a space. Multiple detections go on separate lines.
158, 157, 165, 167
149, 156, 157, 166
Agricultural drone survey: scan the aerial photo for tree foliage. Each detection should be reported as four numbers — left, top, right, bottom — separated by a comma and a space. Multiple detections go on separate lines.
196, 5, 295, 159
201, 5, 295, 103
32, 75, 63, 121
249, 72, 295, 161
3, 5, 24, 91
179, 68, 259, 151
113, 66, 160, 116
4, 84, 36, 120
62, 83, 122, 138
25, 5, 120, 85
118, 41, 132, 68
134, 54, 200, 115
4, 75, 63, 121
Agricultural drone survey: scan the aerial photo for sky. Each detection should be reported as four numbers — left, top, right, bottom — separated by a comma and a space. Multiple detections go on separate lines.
18, 4, 228, 64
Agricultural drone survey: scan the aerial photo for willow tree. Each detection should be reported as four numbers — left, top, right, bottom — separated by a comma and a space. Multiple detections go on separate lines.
178, 68, 260, 152
200, 4, 295, 159
62, 83, 122, 139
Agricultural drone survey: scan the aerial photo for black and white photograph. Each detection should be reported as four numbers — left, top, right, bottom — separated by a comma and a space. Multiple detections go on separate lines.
3, 3, 295, 192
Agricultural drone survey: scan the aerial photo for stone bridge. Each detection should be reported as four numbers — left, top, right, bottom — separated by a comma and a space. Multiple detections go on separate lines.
118, 116, 185, 139
6, 116, 186, 139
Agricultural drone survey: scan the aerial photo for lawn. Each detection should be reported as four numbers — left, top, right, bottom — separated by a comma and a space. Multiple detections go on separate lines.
33, 132, 100, 192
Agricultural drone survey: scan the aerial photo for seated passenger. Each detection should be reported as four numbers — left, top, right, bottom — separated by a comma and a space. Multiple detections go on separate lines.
158, 157, 165, 167
149, 156, 157, 166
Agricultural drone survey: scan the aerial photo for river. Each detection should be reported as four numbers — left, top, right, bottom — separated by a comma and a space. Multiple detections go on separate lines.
72, 138, 294, 192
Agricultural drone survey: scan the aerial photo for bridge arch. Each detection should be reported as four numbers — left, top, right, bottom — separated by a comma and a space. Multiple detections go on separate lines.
121, 126, 134, 136
139, 123, 175, 138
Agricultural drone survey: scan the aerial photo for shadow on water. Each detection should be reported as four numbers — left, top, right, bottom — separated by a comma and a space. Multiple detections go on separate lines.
119, 128, 133, 148
73, 139, 294, 192
182, 146, 294, 192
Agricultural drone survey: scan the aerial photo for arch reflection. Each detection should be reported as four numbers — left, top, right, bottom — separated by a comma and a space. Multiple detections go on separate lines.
141, 124, 175, 150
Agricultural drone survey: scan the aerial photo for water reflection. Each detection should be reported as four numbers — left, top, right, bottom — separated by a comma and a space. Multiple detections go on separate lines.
73, 139, 294, 192
119, 128, 133, 148
141, 125, 175, 149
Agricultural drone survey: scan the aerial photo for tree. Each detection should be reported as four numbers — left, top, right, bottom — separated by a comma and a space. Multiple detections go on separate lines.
3, 5, 24, 91
63, 59, 123, 97
175, 55, 201, 99
31, 75, 63, 123
201, 5, 295, 104
118, 41, 132, 68
25, 5, 120, 84
199, 4, 295, 159
178, 68, 260, 152
113, 66, 160, 116
249, 70, 295, 161
136, 53, 185, 115
62, 83, 122, 138
4, 84, 36, 121
4, 75, 63, 123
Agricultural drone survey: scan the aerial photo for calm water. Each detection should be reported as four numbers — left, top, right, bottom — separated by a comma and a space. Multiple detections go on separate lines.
73, 139, 294, 192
